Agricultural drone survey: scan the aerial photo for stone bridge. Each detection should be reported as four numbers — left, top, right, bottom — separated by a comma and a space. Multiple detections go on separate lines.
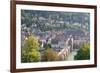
58, 35, 73, 60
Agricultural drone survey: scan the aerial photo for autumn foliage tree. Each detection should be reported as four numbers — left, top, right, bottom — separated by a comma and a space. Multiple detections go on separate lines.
21, 35, 41, 63
44, 48, 59, 61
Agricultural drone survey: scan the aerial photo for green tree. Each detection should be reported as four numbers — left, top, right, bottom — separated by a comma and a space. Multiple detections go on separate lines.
74, 43, 90, 60
21, 35, 41, 63
43, 43, 51, 49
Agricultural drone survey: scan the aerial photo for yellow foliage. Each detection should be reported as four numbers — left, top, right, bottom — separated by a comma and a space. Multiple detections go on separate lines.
21, 35, 40, 62
24, 35, 40, 50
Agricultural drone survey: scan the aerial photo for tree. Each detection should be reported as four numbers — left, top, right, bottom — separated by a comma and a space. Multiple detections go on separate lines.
21, 35, 41, 63
74, 43, 90, 60
43, 43, 51, 49
44, 48, 59, 61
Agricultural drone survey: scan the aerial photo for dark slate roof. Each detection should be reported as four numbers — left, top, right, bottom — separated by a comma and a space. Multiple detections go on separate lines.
51, 39, 59, 44
64, 29, 85, 36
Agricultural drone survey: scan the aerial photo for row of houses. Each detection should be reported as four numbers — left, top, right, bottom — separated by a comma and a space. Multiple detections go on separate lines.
21, 24, 89, 50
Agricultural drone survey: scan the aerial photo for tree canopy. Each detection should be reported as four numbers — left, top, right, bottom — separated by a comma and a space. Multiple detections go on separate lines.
44, 48, 59, 61
21, 35, 41, 62
74, 43, 90, 60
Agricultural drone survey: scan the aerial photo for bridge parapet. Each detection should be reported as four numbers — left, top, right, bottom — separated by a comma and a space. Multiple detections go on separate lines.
57, 35, 73, 60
